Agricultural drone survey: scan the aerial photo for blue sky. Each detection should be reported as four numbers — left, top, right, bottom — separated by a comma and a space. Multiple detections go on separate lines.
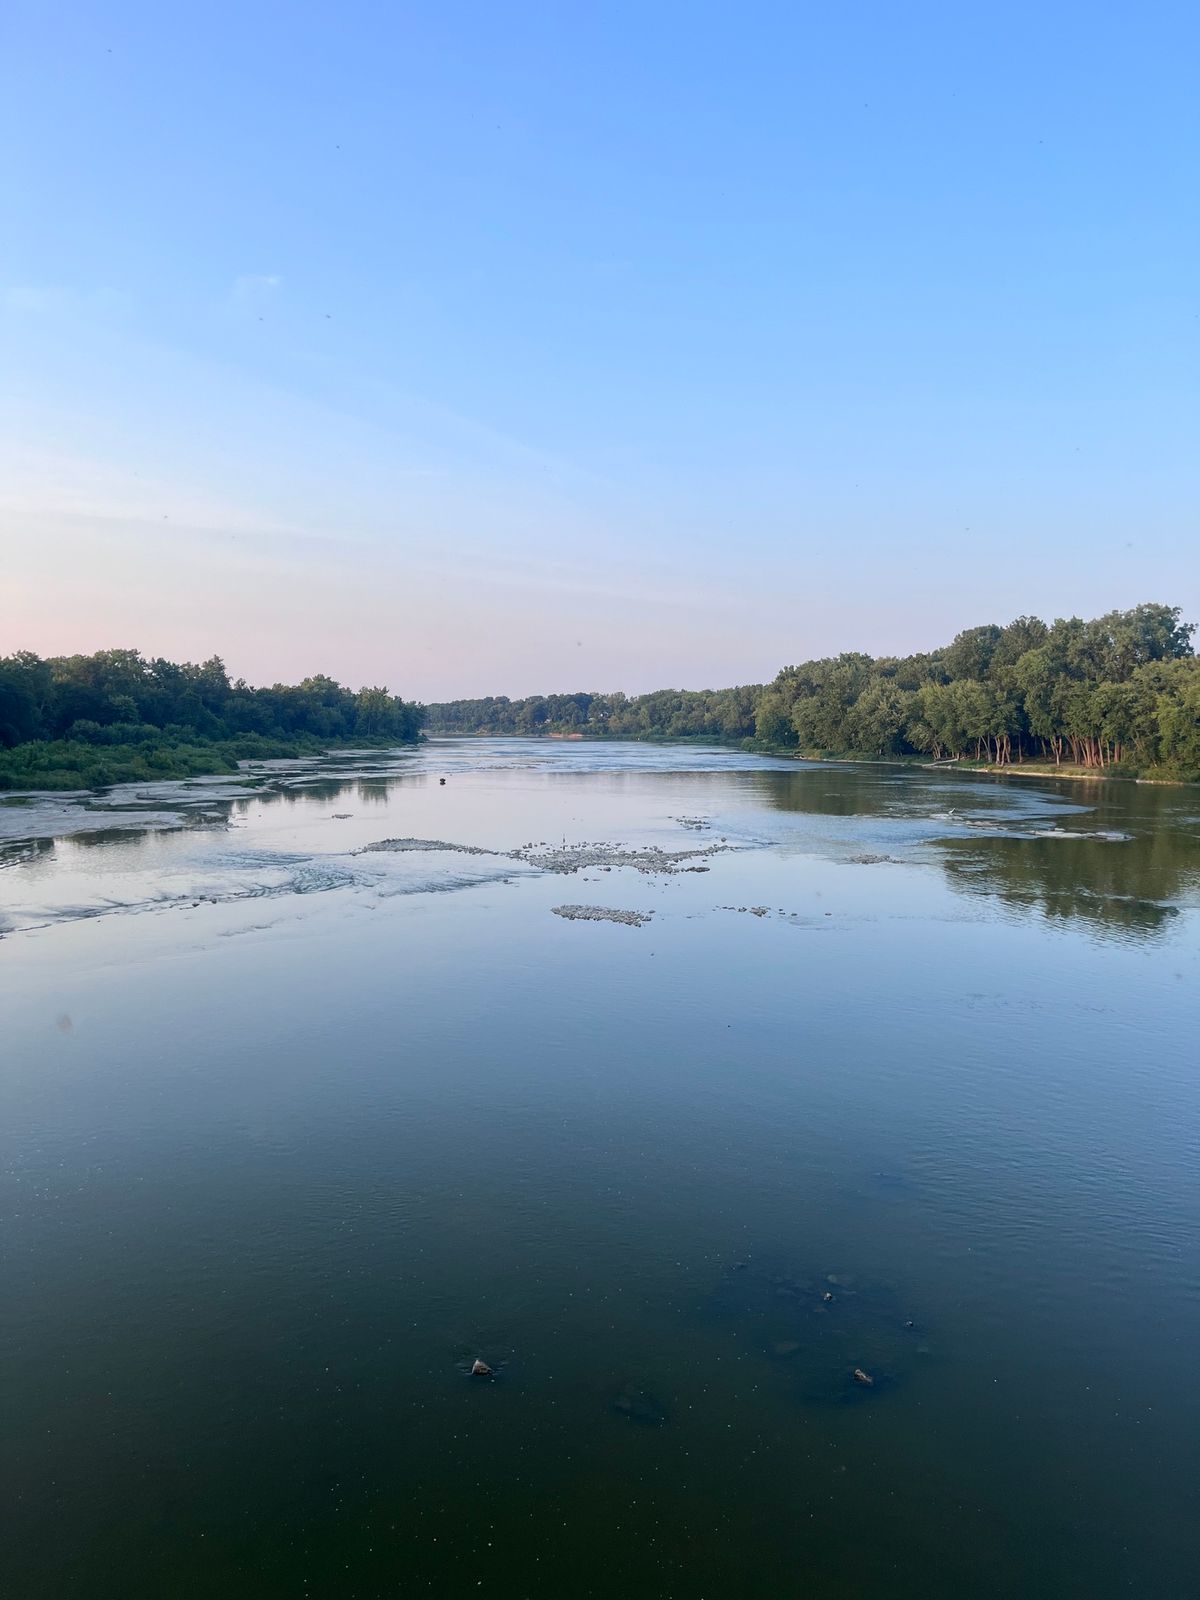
2, 1, 1196, 699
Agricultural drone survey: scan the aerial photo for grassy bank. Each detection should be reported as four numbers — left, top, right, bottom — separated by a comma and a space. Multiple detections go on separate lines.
959, 760, 1195, 785
743, 741, 1198, 784
0, 732, 422, 793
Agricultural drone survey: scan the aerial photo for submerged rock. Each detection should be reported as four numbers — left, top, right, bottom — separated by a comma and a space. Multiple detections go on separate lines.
610, 1387, 670, 1426
705, 1257, 925, 1407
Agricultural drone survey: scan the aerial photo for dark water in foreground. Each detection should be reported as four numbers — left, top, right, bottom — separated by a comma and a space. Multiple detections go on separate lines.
2, 740, 1198, 1598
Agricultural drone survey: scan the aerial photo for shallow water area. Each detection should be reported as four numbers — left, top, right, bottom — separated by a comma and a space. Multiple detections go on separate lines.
2, 739, 1198, 1598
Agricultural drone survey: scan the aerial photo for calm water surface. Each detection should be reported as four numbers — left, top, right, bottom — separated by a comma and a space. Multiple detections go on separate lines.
2, 739, 1198, 1598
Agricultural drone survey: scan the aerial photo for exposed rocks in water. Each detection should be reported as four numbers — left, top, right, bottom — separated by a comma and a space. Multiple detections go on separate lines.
848, 853, 897, 865
822, 1291, 835, 1303
331, 812, 353, 819
610, 1387, 670, 1426
852, 1367, 874, 1387
673, 815, 710, 831
749, 906, 769, 917
470, 1358, 494, 1378
513, 840, 731, 875
355, 837, 496, 857
552, 904, 654, 928
356, 835, 732, 876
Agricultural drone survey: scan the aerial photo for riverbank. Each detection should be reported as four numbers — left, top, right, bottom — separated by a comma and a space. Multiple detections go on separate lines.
433, 729, 1198, 785
932, 760, 1194, 787
752, 744, 1197, 787
0, 731, 424, 793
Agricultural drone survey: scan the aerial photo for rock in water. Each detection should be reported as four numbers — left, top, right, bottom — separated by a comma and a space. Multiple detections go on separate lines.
610, 1387, 669, 1426
470, 1358, 494, 1378
551, 904, 654, 927
852, 1367, 874, 1387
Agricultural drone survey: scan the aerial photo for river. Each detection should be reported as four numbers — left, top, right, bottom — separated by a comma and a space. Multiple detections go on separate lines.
2, 738, 1198, 1598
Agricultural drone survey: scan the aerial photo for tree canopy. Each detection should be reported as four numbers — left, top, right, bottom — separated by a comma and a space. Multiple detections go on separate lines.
426, 685, 763, 742
0, 649, 424, 789
426, 604, 1199, 779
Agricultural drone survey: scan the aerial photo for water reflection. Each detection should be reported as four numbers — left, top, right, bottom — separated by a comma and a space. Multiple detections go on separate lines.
3, 743, 1199, 1599
2, 745, 1197, 944
755, 765, 1200, 938
939, 835, 1188, 936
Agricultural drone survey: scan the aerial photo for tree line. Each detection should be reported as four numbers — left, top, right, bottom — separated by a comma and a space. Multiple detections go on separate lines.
426, 603, 1200, 779
0, 649, 424, 789
426, 685, 763, 742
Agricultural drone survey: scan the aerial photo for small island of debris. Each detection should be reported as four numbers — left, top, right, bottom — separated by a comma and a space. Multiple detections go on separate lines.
551, 904, 655, 927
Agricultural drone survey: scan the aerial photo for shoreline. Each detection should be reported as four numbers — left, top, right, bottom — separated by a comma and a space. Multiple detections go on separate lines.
927, 762, 1190, 787
426, 732, 1195, 787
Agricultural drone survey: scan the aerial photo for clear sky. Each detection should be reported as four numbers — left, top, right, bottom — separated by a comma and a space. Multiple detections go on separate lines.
2, 2, 1196, 701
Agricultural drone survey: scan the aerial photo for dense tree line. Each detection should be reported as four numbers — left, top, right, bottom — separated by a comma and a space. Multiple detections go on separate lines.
0, 649, 423, 789
428, 604, 1199, 779
427, 685, 762, 741
757, 603, 1196, 773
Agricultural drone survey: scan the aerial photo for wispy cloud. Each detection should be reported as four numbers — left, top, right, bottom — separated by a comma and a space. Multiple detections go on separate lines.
0, 443, 305, 547
230, 274, 282, 310
2, 284, 131, 318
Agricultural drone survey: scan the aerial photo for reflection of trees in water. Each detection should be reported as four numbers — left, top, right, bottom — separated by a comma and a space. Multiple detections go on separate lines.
938, 835, 1195, 937
0, 835, 55, 869
10, 754, 1199, 940
274, 776, 398, 807
749, 766, 902, 817
756, 766, 1200, 937
937, 778, 1199, 937
228, 773, 418, 818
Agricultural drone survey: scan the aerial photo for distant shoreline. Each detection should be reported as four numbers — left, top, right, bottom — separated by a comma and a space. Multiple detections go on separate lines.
424, 729, 1196, 787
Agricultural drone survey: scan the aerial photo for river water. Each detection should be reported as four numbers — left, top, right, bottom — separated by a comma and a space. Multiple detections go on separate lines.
2, 738, 1198, 1598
